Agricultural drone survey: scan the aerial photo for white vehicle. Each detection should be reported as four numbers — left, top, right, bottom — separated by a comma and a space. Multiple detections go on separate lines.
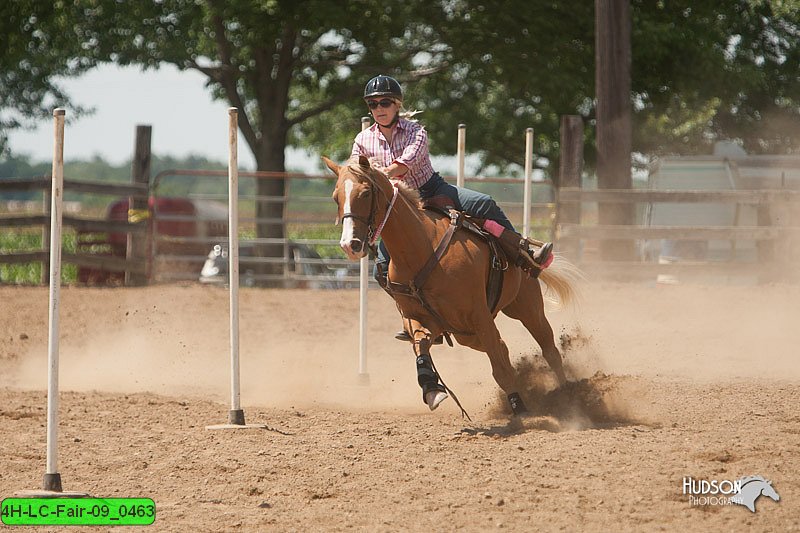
199, 241, 360, 289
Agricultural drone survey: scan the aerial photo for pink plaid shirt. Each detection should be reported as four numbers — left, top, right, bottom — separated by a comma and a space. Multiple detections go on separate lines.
350, 118, 435, 189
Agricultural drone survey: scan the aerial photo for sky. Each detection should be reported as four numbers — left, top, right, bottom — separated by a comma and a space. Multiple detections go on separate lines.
8, 63, 314, 172
8, 63, 481, 176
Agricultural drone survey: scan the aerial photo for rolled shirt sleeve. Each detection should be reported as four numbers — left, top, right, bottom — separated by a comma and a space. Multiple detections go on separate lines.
393, 125, 429, 177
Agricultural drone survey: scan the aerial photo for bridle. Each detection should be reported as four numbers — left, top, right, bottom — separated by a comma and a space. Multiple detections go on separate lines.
338, 171, 399, 247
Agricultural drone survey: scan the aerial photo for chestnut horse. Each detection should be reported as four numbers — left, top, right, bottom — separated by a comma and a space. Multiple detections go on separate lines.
324, 155, 579, 416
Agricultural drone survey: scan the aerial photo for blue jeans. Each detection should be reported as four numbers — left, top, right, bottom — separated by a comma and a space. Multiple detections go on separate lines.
375, 172, 515, 280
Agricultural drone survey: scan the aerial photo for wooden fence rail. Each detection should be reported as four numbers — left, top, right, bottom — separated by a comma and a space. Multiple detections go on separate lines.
1, 214, 146, 234
0, 177, 148, 197
559, 224, 786, 241
0, 177, 149, 280
557, 187, 800, 204
555, 187, 800, 282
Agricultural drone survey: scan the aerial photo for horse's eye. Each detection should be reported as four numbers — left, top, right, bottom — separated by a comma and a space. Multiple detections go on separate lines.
357, 188, 371, 199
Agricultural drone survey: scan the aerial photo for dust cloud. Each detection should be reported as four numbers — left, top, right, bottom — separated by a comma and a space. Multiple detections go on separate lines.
1, 280, 798, 424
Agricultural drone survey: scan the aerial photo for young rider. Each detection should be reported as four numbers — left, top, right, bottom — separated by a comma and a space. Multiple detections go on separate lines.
350, 75, 554, 340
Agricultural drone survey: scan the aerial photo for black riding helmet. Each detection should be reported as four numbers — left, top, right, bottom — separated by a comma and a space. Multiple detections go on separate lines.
364, 75, 403, 101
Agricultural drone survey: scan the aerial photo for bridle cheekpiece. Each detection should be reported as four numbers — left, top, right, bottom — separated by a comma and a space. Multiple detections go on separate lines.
338, 169, 399, 248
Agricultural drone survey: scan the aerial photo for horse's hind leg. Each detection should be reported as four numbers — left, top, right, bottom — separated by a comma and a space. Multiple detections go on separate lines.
473, 315, 529, 415
502, 278, 567, 386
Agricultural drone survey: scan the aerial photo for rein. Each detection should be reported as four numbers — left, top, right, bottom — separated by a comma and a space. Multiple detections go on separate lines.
347, 168, 467, 336
369, 184, 398, 246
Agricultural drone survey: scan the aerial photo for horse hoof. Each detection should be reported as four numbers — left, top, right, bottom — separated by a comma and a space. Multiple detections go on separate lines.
507, 392, 529, 415
425, 390, 448, 411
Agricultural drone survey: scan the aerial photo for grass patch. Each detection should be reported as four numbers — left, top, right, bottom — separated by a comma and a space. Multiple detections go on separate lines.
0, 230, 78, 285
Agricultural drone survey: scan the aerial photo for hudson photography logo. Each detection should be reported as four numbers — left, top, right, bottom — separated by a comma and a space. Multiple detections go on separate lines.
682, 476, 781, 512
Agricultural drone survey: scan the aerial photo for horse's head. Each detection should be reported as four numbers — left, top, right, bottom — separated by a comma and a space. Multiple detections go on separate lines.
323, 155, 383, 260
761, 480, 780, 502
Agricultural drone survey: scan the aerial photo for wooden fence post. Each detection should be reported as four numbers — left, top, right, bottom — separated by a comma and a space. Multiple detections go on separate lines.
773, 192, 799, 283
596, 0, 635, 262
557, 115, 584, 261
127, 125, 151, 285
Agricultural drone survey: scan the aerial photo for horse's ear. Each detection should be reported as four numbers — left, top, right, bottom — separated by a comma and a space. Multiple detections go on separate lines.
321, 156, 339, 176
358, 155, 371, 169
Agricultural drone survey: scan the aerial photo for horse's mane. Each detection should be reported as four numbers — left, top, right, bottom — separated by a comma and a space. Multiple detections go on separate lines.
738, 476, 769, 486
393, 179, 421, 206
344, 160, 422, 207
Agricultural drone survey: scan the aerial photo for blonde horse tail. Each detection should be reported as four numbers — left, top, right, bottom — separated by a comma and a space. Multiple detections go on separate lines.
538, 254, 584, 308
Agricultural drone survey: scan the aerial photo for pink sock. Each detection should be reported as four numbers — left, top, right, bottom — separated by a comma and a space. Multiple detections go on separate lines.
482, 219, 505, 238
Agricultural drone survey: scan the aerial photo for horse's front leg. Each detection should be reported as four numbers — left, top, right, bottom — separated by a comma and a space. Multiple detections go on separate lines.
407, 319, 448, 411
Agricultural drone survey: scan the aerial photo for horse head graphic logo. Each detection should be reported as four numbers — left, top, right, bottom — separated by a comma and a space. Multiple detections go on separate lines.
731, 476, 780, 513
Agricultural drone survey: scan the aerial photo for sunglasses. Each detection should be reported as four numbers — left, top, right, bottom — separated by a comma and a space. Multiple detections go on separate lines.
366, 98, 395, 110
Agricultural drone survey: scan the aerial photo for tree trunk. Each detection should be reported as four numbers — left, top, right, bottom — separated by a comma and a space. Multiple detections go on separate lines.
595, 0, 635, 261
253, 127, 288, 285
557, 115, 584, 262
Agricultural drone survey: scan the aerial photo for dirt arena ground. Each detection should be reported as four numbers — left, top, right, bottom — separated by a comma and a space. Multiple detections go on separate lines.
1, 278, 798, 531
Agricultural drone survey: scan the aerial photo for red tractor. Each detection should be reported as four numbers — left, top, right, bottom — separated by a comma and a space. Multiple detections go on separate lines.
77, 197, 227, 284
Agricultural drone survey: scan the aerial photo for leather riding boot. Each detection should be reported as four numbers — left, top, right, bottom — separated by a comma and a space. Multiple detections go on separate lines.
495, 229, 554, 278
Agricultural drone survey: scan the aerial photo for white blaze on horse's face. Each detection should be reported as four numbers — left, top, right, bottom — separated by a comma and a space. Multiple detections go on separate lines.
339, 179, 358, 259
338, 178, 369, 260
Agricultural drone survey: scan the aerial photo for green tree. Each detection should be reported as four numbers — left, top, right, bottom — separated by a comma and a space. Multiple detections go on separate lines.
417, 2, 596, 174
73, 0, 448, 268
415, 0, 800, 175
632, 0, 800, 157
0, 1, 96, 155
5, 0, 798, 201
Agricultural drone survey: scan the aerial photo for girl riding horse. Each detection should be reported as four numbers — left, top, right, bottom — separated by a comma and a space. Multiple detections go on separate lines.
351, 75, 554, 347
326, 156, 577, 415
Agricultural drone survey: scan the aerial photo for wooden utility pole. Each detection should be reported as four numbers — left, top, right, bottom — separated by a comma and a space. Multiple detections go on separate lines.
557, 115, 584, 261
127, 125, 151, 285
595, 0, 635, 260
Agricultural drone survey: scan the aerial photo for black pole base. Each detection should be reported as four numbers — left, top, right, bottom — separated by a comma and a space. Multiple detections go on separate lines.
43, 473, 62, 492
228, 409, 245, 425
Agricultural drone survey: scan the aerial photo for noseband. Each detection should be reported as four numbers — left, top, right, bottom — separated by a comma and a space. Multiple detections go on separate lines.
340, 173, 399, 247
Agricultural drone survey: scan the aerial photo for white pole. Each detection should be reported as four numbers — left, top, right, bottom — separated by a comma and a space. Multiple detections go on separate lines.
207, 108, 265, 430
523, 128, 534, 239
44, 108, 65, 492
358, 116, 371, 383
457, 124, 466, 188
228, 107, 243, 424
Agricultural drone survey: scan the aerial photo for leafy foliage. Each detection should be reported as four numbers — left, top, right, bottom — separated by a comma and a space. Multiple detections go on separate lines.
3, 0, 799, 177
0, 1, 98, 154
63, 0, 449, 171
416, 0, 800, 173
631, 1, 800, 156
